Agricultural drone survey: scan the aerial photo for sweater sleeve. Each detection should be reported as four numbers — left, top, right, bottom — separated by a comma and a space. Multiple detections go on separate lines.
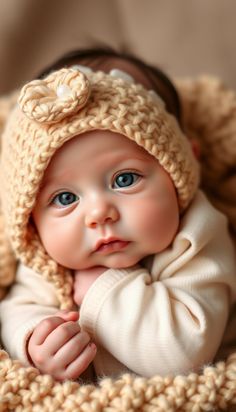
79, 192, 236, 377
0, 264, 60, 365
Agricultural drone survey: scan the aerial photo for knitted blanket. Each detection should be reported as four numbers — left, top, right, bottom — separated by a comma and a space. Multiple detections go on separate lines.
0, 76, 235, 411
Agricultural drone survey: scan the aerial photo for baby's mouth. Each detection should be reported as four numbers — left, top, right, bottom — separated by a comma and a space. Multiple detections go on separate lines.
94, 238, 130, 254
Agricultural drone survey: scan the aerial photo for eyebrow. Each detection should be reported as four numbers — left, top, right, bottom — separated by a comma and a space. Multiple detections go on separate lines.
38, 172, 72, 192
103, 152, 155, 167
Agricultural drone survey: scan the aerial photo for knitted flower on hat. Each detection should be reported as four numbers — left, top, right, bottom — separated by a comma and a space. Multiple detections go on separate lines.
18, 68, 90, 123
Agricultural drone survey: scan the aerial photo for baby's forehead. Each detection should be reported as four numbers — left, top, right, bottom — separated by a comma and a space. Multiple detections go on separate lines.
47, 130, 156, 166
39, 130, 160, 190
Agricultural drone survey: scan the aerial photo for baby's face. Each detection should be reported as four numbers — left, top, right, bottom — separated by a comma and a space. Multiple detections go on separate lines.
32, 131, 179, 270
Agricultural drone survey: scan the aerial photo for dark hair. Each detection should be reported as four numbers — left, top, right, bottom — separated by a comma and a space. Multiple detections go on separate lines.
38, 47, 182, 124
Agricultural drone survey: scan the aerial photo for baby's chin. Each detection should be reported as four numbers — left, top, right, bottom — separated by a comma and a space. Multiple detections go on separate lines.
99, 254, 144, 270
68, 252, 150, 271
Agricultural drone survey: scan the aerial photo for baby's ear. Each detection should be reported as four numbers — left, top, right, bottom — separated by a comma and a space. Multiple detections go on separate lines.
189, 137, 201, 160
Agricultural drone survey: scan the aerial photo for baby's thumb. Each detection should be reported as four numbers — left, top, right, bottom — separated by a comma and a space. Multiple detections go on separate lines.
55, 310, 79, 322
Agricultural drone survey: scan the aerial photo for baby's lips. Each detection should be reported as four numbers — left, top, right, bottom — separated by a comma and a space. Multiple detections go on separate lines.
18, 67, 91, 124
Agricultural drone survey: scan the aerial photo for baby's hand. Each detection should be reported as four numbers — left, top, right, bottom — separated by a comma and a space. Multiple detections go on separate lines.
74, 266, 107, 306
27, 311, 96, 381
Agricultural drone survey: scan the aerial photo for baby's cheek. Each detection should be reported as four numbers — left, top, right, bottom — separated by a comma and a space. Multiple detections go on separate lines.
124, 200, 156, 238
38, 217, 81, 267
131, 199, 179, 252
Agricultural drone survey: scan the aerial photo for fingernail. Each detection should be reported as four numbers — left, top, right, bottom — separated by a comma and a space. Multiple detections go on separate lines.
89, 342, 97, 351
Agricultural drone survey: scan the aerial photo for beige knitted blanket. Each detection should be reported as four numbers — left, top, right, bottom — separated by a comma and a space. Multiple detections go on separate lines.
0, 76, 235, 411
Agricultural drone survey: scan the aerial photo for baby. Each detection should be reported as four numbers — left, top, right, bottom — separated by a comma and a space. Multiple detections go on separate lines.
0, 49, 236, 382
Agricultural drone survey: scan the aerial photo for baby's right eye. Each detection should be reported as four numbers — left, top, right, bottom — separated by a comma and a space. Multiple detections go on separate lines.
51, 192, 79, 207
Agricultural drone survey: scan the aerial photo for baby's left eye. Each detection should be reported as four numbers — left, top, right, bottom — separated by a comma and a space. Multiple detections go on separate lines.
112, 172, 140, 189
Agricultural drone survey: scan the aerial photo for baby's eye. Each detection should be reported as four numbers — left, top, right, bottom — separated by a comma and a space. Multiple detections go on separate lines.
112, 172, 140, 189
51, 192, 79, 207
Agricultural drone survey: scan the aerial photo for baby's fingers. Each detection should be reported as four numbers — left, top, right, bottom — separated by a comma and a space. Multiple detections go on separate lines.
64, 342, 97, 380
54, 330, 91, 366
30, 316, 65, 346
45, 321, 81, 353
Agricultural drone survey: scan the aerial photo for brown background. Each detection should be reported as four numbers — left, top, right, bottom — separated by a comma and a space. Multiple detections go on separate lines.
0, 0, 236, 94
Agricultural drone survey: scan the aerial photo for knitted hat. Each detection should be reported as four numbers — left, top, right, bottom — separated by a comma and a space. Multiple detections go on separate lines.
0, 67, 199, 308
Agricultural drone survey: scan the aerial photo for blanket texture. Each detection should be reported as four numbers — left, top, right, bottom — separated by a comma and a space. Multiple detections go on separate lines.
0, 76, 235, 411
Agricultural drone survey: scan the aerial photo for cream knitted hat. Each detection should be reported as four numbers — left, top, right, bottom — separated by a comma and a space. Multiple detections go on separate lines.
1, 67, 199, 308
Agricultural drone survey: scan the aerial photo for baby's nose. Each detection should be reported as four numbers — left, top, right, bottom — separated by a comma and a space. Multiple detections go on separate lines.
85, 202, 119, 228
